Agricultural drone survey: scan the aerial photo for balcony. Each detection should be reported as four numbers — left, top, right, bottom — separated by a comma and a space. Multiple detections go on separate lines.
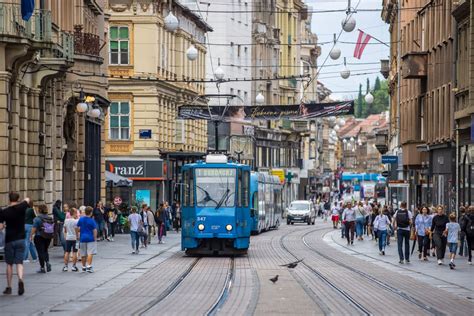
401, 52, 428, 79
74, 25, 101, 57
0, 4, 52, 42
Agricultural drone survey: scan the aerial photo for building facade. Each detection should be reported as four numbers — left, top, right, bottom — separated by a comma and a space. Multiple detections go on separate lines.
104, 0, 210, 209
382, 0, 473, 211
0, 0, 109, 207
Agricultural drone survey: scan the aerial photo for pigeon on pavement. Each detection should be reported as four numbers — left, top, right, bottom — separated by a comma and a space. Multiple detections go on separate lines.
279, 258, 303, 268
269, 275, 279, 283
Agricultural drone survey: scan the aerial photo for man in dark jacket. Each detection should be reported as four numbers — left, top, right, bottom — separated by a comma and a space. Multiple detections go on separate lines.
461, 206, 474, 264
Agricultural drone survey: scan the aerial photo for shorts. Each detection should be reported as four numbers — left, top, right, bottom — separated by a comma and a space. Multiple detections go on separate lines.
4, 239, 25, 265
448, 242, 458, 254
80, 241, 97, 256
331, 215, 339, 222
65, 240, 78, 253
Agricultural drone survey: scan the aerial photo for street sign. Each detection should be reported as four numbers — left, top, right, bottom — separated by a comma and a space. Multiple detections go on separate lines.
113, 196, 122, 206
381, 170, 390, 177
381, 155, 398, 164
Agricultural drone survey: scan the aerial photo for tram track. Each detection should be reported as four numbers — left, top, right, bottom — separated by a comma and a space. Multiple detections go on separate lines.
301, 228, 446, 316
279, 229, 372, 316
206, 257, 236, 316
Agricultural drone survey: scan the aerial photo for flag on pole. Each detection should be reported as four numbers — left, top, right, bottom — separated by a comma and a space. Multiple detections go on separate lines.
353, 29, 372, 59
21, 0, 35, 21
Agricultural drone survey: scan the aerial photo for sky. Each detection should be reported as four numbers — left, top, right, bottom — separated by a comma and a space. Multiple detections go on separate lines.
308, 0, 390, 100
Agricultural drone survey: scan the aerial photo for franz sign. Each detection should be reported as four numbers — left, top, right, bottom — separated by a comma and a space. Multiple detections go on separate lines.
106, 160, 163, 179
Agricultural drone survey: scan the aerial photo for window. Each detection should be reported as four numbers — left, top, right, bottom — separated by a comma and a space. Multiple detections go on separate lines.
175, 119, 185, 143
110, 26, 129, 65
241, 170, 249, 207
109, 101, 130, 140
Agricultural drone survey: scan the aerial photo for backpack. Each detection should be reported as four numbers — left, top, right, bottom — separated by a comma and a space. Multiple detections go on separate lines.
396, 209, 410, 228
39, 217, 54, 239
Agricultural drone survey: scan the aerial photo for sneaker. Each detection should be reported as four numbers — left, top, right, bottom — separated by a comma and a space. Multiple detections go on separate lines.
418, 253, 422, 260
106, 238, 111, 242
437, 260, 442, 265
82, 266, 87, 272
46, 262, 52, 272
399, 260, 404, 264
379, 251, 383, 255
62, 266, 68, 272
36, 268, 46, 273
18, 280, 24, 296
23, 259, 30, 264
132, 251, 136, 254
136, 249, 139, 254
86, 266, 94, 273
32, 259, 37, 263
71, 266, 79, 272
382, 250, 385, 256
110, 238, 114, 242
449, 262, 454, 270
3, 287, 12, 295
423, 257, 428, 261
406, 260, 410, 264
469, 261, 472, 265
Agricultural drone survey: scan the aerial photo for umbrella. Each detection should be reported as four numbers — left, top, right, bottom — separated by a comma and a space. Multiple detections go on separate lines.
410, 233, 417, 255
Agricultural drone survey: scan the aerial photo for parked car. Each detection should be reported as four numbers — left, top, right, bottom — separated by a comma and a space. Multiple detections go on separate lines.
286, 200, 316, 225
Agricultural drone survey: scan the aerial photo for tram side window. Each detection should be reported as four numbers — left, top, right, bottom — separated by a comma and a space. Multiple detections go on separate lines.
183, 170, 194, 207
237, 170, 250, 207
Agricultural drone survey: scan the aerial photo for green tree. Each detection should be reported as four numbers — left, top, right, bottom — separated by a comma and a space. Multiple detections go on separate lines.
356, 83, 363, 118
374, 76, 381, 91
357, 77, 389, 118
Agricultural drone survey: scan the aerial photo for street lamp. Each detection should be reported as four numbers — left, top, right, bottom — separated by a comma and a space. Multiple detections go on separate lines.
256, 92, 265, 105
329, 34, 341, 60
342, 0, 357, 33
214, 58, 225, 81
340, 57, 351, 79
186, 45, 198, 61
365, 92, 374, 104
164, 11, 179, 32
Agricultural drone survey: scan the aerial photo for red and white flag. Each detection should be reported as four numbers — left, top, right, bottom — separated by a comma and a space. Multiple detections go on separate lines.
353, 29, 372, 59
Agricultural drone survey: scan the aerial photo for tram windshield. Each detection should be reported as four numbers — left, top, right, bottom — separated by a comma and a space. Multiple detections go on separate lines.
195, 168, 236, 208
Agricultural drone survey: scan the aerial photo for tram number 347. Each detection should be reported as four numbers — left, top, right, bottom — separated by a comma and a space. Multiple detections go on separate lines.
197, 217, 206, 221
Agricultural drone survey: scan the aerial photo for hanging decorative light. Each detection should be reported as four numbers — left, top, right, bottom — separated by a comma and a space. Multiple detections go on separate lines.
350, 137, 355, 142
87, 107, 101, 118
76, 89, 88, 113
329, 33, 341, 60
186, 45, 198, 61
214, 58, 225, 81
341, 15, 356, 32
164, 11, 179, 32
338, 118, 346, 126
334, 124, 340, 131
256, 92, 265, 105
343, 138, 348, 144
340, 57, 351, 79
365, 92, 374, 104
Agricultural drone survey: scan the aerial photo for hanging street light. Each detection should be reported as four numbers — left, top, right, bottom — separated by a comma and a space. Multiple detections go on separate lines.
76, 88, 88, 113
329, 33, 341, 60
186, 45, 198, 61
256, 92, 265, 105
365, 91, 374, 104
87, 107, 101, 118
164, 11, 179, 32
341, 15, 356, 32
340, 57, 350, 79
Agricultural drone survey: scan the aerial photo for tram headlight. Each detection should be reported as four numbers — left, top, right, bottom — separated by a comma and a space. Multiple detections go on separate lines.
198, 224, 205, 231
226, 224, 233, 231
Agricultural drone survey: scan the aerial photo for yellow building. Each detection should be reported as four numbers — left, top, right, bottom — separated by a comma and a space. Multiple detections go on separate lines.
104, 0, 211, 209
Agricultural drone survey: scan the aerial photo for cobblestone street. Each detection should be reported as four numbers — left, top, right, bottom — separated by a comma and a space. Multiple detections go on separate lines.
1, 220, 473, 315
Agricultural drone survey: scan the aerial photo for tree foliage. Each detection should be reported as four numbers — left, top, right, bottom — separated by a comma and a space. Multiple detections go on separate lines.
354, 76, 389, 118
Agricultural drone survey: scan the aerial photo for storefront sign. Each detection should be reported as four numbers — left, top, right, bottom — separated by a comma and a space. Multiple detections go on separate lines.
271, 169, 285, 184
381, 155, 398, 164
106, 160, 163, 179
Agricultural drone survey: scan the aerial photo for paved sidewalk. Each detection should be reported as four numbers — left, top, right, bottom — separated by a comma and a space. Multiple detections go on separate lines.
323, 227, 474, 299
0, 231, 182, 315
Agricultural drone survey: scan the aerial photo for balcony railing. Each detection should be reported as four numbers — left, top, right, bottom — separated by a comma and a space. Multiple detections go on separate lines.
0, 4, 52, 42
74, 25, 100, 57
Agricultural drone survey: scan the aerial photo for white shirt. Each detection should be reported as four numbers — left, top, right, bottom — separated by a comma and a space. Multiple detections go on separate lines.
128, 213, 142, 232
64, 218, 79, 241
374, 215, 390, 231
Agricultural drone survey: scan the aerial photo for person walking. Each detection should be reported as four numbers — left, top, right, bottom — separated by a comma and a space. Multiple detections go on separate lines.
140, 206, 149, 248
173, 202, 181, 233
147, 206, 156, 242
30, 204, 54, 274
23, 201, 38, 263
460, 205, 474, 265
338, 202, 345, 238
63, 208, 79, 272
431, 205, 449, 265
128, 207, 142, 254
446, 213, 460, 269
414, 206, 432, 261
77, 207, 98, 273
331, 201, 340, 229
0, 193, 31, 295
342, 202, 356, 246
355, 202, 366, 241
52, 200, 66, 250
458, 207, 468, 257
393, 201, 413, 264
106, 205, 118, 242
373, 207, 390, 255
155, 204, 167, 244
93, 201, 108, 241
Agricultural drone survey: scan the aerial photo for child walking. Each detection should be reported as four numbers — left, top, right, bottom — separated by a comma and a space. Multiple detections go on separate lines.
446, 212, 460, 269
63, 208, 79, 272
76, 207, 98, 273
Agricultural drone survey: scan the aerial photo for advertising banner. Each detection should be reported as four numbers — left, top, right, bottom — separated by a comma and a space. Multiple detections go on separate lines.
177, 101, 354, 122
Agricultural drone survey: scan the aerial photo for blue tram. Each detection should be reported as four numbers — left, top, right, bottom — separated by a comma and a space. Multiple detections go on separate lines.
250, 172, 283, 234
181, 155, 251, 255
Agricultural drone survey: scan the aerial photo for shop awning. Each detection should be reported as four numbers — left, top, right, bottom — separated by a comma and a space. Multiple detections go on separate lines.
106, 171, 132, 187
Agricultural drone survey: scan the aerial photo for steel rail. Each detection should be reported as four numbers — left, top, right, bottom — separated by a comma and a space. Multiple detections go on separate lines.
206, 257, 236, 316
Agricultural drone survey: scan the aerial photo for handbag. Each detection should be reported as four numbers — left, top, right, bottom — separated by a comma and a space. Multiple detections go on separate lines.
410, 229, 416, 241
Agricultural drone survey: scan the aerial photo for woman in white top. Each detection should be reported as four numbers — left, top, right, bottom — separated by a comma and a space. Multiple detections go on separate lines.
373, 207, 391, 255
342, 202, 356, 245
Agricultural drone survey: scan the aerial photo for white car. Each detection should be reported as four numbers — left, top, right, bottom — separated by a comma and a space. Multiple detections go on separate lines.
286, 200, 316, 225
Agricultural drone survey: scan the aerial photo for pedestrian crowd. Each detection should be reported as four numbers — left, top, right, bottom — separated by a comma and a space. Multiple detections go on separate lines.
0, 192, 182, 296
329, 199, 474, 269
